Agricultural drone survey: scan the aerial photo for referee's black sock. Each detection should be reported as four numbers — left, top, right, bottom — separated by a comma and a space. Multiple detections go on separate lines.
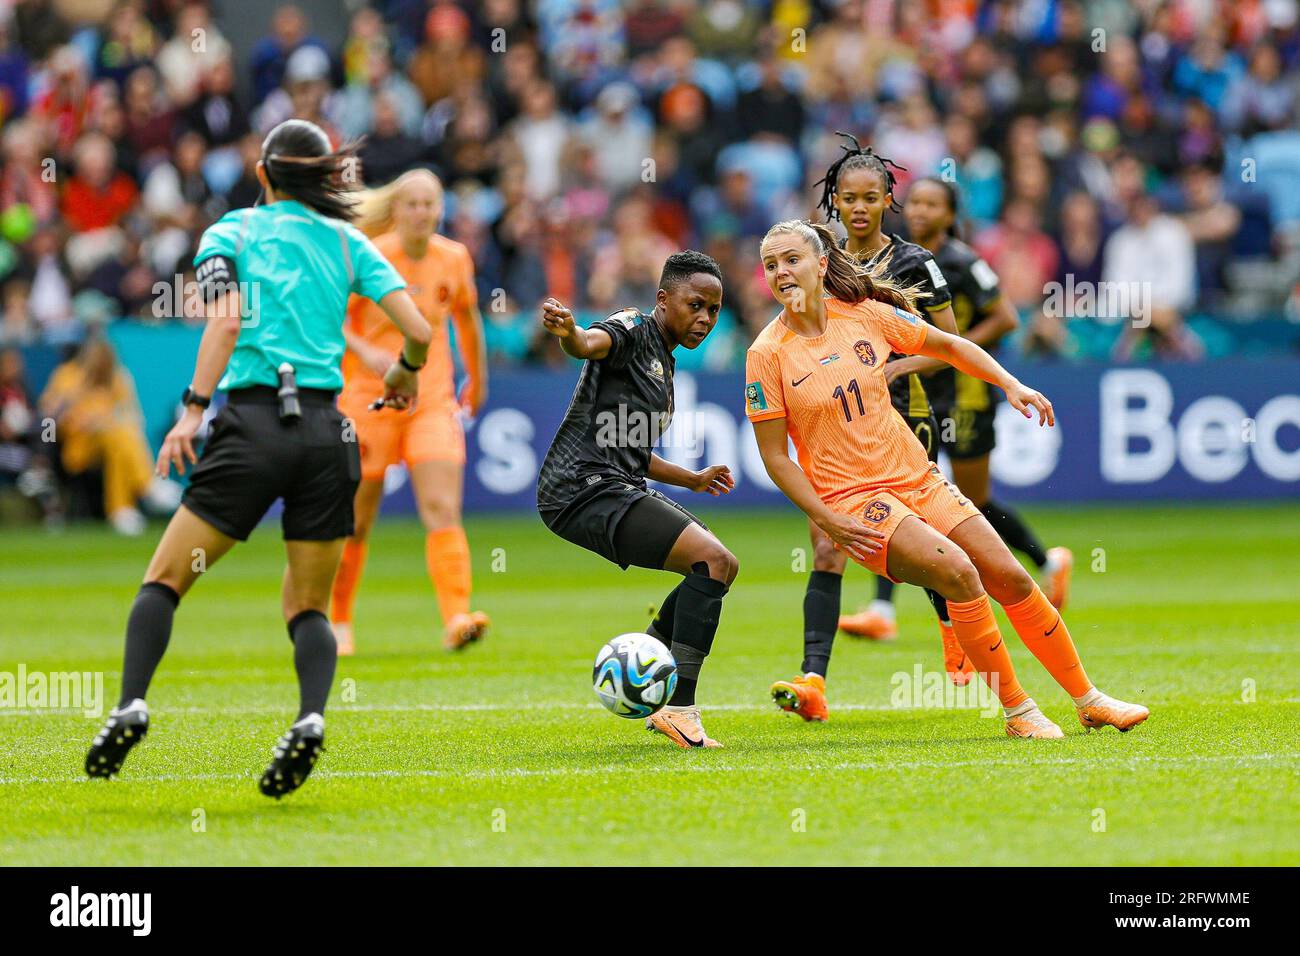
801, 570, 842, 677
874, 575, 895, 603
667, 570, 728, 707
646, 583, 681, 644
981, 499, 1049, 569
287, 610, 337, 719
118, 582, 180, 708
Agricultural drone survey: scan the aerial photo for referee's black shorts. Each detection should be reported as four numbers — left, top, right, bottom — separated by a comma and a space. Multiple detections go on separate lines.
182, 386, 361, 542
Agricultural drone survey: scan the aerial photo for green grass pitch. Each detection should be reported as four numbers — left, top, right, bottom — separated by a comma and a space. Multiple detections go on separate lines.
1, 502, 1296, 866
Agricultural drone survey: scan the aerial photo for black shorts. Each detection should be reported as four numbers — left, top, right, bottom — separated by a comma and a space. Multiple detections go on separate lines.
901, 411, 940, 462
182, 387, 361, 542
935, 404, 997, 460
540, 482, 704, 571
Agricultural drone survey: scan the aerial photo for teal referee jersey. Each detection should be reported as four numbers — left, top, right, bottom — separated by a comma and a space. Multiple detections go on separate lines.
193, 199, 407, 392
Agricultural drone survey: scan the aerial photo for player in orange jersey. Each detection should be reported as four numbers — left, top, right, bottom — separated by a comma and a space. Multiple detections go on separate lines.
330, 169, 490, 654
751, 220, 1148, 737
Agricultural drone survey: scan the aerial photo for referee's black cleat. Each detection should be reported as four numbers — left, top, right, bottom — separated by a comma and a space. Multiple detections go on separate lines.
259, 714, 325, 798
85, 700, 149, 778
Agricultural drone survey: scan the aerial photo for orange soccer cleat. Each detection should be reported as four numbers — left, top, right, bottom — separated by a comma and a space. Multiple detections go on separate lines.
645, 707, 723, 748
770, 673, 829, 722
1004, 701, 1065, 739
1077, 691, 1150, 732
443, 610, 490, 651
333, 622, 355, 657
1044, 546, 1074, 610
939, 621, 976, 686
838, 608, 897, 641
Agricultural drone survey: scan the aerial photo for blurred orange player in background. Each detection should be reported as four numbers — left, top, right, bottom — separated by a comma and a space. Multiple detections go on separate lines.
331, 169, 490, 654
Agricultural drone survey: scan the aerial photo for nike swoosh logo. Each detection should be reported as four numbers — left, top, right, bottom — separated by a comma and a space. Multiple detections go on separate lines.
792, 372, 813, 387
675, 726, 704, 746
989, 638, 1003, 652
1045, 620, 1060, 637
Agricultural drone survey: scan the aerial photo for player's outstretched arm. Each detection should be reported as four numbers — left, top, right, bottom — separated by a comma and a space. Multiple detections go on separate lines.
540, 297, 612, 360
752, 417, 884, 562
916, 326, 1055, 426
649, 454, 735, 496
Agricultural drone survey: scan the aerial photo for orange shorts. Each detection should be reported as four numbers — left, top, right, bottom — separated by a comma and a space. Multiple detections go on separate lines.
338, 388, 465, 481
834, 465, 981, 580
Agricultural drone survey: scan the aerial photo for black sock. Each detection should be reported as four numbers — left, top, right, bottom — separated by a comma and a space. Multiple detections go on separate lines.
925, 588, 950, 625
118, 582, 180, 708
875, 575, 895, 603
801, 570, 841, 677
667, 571, 727, 707
981, 499, 1048, 568
287, 610, 337, 720
646, 584, 681, 644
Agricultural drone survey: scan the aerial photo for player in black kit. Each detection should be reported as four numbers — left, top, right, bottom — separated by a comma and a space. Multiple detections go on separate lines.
773, 135, 970, 724
537, 251, 736, 748
905, 177, 1074, 610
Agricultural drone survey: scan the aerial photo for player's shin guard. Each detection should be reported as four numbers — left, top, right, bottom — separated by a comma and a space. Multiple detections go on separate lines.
426, 526, 472, 622
118, 582, 179, 707
980, 500, 1048, 569
287, 610, 337, 719
946, 595, 1028, 710
331, 538, 368, 624
802, 570, 841, 677
1003, 585, 1091, 698
667, 570, 728, 707
646, 583, 681, 644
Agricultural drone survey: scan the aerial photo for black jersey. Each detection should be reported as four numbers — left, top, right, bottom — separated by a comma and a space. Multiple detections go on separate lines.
536, 309, 676, 514
847, 234, 952, 417
926, 238, 1004, 414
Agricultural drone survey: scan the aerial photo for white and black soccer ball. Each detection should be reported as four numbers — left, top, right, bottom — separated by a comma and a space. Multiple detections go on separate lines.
592, 633, 678, 719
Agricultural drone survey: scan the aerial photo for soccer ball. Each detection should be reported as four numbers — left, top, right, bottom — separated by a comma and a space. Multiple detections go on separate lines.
592, 633, 678, 718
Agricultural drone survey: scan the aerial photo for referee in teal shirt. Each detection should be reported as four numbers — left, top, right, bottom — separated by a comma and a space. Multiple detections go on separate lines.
86, 120, 433, 797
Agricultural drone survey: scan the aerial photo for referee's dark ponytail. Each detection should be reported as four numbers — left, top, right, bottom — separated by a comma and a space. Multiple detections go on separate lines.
259, 119, 362, 222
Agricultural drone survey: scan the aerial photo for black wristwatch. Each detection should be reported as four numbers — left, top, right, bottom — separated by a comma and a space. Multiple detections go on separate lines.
181, 386, 211, 410
398, 352, 425, 372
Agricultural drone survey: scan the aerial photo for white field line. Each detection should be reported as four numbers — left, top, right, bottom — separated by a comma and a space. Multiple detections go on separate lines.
0, 702, 908, 718
7, 697, 1298, 719
0, 752, 1291, 788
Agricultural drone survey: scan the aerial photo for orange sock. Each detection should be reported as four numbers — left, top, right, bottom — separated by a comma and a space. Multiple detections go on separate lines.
1003, 585, 1092, 698
946, 594, 1028, 709
331, 538, 368, 624
426, 526, 471, 623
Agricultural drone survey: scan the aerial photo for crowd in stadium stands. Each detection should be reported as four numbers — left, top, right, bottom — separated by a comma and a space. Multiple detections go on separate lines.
0, 0, 1298, 383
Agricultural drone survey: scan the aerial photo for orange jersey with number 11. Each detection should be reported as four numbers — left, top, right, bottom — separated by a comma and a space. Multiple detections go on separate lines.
744, 298, 932, 505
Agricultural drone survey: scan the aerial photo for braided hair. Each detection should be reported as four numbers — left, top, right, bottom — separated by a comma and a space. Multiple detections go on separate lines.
814, 131, 908, 219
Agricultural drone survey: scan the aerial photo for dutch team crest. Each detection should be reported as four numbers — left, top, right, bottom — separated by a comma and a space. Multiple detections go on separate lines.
854, 339, 877, 366
864, 499, 891, 522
